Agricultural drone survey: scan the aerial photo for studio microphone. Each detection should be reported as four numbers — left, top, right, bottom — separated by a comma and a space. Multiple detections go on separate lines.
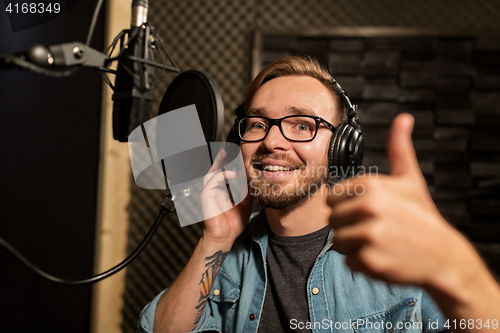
1, 0, 178, 138
112, 0, 155, 142
128, 69, 250, 227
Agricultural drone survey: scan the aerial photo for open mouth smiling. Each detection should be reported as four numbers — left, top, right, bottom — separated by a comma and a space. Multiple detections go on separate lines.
252, 159, 302, 173
249, 157, 305, 178
256, 164, 297, 172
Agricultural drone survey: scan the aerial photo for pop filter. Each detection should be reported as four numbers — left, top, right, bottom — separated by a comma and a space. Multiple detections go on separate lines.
158, 70, 224, 142
156, 70, 224, 187
129, 70, 247, 227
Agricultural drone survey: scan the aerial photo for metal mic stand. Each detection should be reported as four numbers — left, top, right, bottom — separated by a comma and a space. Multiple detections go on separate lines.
0, 17, 181, 285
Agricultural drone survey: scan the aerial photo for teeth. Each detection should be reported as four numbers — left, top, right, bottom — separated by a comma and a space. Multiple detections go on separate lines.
262, 165, 294, 172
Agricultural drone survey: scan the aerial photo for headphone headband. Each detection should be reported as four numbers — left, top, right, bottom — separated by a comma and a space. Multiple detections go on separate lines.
330, 78, 360, 130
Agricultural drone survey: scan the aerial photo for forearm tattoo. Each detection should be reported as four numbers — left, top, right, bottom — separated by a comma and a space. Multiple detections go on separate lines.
194, 250, 229, 325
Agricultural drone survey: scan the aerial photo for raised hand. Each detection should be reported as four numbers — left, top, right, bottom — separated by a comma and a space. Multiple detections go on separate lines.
200, 148, 253, 246
327, 114, 500, 329
328, 114, 484, 289
153, 148, 254, 333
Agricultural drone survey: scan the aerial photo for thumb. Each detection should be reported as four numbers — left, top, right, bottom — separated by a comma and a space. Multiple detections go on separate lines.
387, 113, 420, 178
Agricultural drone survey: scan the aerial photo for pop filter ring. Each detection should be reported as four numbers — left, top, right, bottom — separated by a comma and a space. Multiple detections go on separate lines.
157, 70, 224, 189
158, 69, 223, 142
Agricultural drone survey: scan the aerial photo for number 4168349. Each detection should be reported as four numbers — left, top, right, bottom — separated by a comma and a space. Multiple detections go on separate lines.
5, 3, 61, 14
444, 319, 498, 330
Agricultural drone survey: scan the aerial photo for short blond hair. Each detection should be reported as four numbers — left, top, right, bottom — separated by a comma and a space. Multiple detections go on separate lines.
240, 55, 343, 125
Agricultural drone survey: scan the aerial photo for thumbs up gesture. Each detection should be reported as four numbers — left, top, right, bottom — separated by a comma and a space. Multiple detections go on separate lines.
327, 114, 493, 291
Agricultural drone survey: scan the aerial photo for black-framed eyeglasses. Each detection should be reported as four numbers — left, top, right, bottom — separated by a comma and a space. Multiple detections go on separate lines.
237, 115, 336, 143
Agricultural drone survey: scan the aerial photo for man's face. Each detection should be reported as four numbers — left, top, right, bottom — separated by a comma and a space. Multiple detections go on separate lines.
241, 75, 338, 210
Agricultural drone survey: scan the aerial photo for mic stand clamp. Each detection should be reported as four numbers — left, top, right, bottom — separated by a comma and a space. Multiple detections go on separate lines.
48, 42, 109, 68
0, 42, 110, 76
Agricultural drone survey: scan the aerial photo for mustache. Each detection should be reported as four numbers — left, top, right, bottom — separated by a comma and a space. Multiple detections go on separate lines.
250, 153, 305, 169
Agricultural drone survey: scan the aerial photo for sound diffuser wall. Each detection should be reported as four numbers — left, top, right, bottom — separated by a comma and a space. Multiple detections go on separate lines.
121, 2, 500, 332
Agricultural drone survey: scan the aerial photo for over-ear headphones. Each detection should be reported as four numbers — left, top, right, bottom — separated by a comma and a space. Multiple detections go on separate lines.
226, 77, 365, 182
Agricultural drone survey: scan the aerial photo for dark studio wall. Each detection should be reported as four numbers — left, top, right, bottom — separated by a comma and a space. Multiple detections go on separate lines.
259, 30, 500, 268
0, 1, 105, 332
120, 1, 500, 332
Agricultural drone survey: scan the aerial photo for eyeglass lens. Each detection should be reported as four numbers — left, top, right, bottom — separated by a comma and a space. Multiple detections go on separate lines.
239, 116, 318, 142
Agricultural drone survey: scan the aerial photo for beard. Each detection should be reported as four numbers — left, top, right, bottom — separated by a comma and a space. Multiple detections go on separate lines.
246, 153, 328, 210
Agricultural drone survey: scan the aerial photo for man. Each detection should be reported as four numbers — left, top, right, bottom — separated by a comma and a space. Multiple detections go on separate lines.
138, 56, 500, 333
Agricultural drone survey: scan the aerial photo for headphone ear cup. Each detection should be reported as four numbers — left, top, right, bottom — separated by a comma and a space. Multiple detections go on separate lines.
226, 123, 240, 145
226, 104, 245, 145
328, 124, 365, 181
337, 126, 354, 171
328, 124, 348, 181
350, 129, 365, 173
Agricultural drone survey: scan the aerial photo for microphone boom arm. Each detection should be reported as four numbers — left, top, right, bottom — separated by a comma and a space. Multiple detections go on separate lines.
49, 42, 109, 67
0, 24, 179, 82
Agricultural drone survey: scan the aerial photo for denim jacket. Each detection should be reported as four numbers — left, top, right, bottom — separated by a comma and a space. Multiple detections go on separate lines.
138, 211, 448, 333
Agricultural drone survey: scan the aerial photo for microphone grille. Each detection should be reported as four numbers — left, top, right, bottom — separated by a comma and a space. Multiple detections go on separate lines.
112, 97, 153, 142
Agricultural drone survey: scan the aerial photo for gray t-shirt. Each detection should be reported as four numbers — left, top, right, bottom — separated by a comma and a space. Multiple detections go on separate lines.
257, 225, 331, 333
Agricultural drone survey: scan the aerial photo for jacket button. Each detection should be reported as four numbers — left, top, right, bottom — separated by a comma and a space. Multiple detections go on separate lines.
213, 289, 220, 296
249, 313, 256, 321
312, 287, 320, 295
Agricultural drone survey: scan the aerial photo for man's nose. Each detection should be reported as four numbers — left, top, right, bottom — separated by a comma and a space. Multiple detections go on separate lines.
260, 124, 290, 151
